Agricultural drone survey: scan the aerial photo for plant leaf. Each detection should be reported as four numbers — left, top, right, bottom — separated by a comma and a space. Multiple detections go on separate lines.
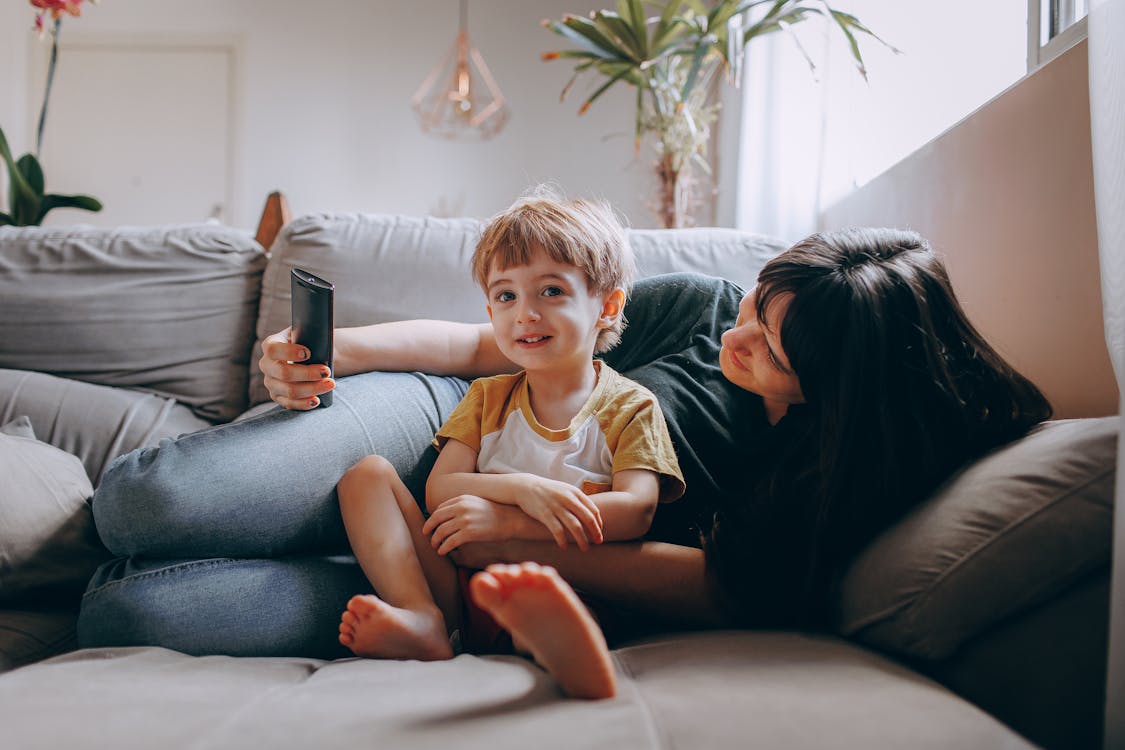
578, 64, 635, 115
0, 211, 13, 226
34, 193, 103, 225
596, 11, 644, 61
552, 15, 630, 60
624, 0, 648, 57
0, 126, 39, 217
16, 153, 45, 195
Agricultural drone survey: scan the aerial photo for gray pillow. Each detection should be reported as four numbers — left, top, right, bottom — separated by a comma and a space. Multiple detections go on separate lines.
0, 224, 266, 422
0, 368, 212, 485
838, 417, 1116, 659
0, 417, 108, 606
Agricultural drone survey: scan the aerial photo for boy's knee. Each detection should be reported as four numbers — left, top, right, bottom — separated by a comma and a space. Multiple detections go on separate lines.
338, 454, 396, 500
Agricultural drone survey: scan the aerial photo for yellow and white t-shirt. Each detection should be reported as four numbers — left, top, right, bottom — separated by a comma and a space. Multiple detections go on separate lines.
434, 361, 685, 502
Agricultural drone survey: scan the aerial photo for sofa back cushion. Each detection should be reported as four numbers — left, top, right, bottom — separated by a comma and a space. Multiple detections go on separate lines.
0, 224, 266, 422
248, 212, 785, 407
838, 417, 1116, 660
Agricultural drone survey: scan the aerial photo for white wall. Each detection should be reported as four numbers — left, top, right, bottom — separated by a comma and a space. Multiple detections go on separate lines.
0, 0, 665, 231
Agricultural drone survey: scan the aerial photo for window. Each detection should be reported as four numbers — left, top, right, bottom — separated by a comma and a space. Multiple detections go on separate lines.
1028, 0, 1089, 68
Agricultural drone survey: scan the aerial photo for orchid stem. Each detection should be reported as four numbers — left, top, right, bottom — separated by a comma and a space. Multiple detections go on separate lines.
36, 17, 62, 160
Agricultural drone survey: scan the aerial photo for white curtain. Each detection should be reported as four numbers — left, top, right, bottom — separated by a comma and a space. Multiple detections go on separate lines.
1088, 1, 1125, 748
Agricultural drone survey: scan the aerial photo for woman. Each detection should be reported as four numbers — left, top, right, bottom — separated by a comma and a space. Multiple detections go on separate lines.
86, 227, 1049, 655
252, 227, 1052, 630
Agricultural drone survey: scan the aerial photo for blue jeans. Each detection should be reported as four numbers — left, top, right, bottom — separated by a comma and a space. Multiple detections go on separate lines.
80, 371, 469, 657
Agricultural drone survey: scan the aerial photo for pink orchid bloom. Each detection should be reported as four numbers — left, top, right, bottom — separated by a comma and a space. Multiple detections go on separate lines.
30, 0, 95, 37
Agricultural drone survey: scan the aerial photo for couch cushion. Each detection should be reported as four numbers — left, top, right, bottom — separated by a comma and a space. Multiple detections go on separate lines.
838, 417, 1116, 660
0, 368, 212, 485
0, 634, 1033, 749
0, 417, 108, 607
247, 212, 785, 406
0, 224, 266, 422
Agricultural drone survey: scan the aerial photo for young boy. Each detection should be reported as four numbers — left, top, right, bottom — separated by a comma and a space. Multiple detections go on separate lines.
335, 193, 684, 700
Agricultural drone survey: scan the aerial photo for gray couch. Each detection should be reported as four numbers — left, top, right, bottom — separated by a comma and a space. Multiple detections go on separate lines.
0, 215, 1115, 750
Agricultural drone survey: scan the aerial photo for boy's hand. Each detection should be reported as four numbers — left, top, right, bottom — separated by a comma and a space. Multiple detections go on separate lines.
422, 495, 510, 555
514, 475, 603, 551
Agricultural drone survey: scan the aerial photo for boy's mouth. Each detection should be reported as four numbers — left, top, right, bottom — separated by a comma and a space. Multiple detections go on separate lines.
517, 335, 551, 345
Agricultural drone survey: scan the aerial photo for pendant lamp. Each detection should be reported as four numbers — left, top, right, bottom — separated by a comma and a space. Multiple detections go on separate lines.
411, 0, 509, 141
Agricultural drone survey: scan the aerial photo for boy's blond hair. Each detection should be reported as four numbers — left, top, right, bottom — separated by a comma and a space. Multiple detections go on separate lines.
472, 191, 635, 353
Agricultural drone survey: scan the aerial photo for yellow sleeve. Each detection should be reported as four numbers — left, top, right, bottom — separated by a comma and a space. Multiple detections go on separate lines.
602, 384, 686, 503
433, 379, 486, 453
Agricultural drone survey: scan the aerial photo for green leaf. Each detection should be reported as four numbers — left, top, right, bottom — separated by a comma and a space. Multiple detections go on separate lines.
578, 64, 636, 115
624, 0, 648, 57
16, 153, 45, 195
0, 126, 39, 217
554, 15, 630, 60
652, 0, 687, 52
0, 211, 13, 226
825, 8, 865, 78
34, 193, 103, 225
596, 11, 644, 61
680, 38, 713, 102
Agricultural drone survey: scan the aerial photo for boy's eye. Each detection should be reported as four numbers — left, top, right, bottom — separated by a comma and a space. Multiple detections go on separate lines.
496, 291, 515, 303
542, 286, 564, 297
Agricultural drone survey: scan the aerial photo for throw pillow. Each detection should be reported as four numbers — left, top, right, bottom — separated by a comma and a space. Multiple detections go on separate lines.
0, 417, 108, 606
837, 417, 1116, 660
0, 224, 266, 422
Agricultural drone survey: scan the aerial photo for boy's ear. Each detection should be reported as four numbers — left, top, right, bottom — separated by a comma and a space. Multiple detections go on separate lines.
597, 288, 626, 328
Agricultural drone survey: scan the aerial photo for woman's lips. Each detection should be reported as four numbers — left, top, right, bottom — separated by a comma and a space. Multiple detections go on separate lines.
723, 345, 749, 371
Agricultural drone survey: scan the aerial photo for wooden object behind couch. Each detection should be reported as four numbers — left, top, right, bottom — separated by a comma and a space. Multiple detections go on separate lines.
255, 191, 291, 253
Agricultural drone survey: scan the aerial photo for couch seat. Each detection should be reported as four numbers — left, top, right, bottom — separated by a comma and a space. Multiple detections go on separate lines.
0, 631, 1032, 749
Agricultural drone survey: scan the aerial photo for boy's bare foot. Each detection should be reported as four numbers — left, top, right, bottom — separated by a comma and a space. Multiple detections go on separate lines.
470, 562, 617, 699
338, 594, 452, 661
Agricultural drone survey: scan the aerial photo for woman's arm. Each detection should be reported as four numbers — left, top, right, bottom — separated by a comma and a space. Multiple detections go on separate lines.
457, 538, 730, 627
259, 320, 517, 410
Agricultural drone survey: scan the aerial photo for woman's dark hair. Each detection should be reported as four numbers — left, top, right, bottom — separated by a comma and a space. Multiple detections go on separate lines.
707, 227, 1052, 627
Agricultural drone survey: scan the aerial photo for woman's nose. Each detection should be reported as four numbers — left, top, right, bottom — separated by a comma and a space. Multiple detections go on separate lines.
722, 321, 756, 349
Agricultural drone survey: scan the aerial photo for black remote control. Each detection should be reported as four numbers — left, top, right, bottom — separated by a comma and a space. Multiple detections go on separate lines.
291, 268, 335, 408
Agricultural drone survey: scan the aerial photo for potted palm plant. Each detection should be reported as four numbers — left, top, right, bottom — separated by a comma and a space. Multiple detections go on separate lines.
543, 0, 891, 228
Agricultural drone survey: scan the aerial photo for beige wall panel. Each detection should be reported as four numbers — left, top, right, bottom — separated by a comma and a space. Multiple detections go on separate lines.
822, 41, 1115, 419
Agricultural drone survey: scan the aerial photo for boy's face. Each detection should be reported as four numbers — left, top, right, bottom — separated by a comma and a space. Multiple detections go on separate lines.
484, 246, 623, 373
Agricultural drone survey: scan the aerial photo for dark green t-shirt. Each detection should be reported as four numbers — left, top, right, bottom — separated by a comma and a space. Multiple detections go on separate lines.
603, 273, 773, 545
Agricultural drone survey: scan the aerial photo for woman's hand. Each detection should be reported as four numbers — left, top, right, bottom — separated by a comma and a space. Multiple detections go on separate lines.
258, 328, 335, 410
422, 495, 512, 555
511, 475, 603, 551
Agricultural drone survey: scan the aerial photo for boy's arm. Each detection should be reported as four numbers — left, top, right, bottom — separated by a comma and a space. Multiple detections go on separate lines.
425, 440, 603, 550
424, 466, 661, 553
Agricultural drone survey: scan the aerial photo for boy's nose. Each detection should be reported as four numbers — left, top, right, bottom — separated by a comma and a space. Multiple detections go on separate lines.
517, 303, 541, 323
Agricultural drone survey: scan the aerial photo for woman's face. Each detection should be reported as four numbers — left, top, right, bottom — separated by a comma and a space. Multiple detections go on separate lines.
720, 287, 805, 412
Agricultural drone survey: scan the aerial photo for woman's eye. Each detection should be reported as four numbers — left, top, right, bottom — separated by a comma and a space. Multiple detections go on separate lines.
496, 291, 515, 303
542, 286, 564, 297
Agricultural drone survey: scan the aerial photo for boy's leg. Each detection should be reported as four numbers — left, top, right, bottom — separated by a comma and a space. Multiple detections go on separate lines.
470, 562, 617, 700
337, 454, 459, 660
